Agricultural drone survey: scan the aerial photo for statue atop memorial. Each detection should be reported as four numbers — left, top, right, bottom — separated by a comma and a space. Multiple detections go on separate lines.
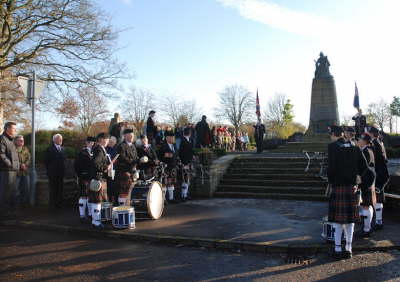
314, 52, 332, 79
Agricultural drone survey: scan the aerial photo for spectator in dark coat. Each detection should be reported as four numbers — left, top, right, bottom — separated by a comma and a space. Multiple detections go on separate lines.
44, 133, 66, 209
195, 115, 211, 148
0, 122, 20, 217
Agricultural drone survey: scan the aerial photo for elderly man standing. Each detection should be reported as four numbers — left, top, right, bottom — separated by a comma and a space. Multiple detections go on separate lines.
0, 122, 20, 217
44, 134, 66, 210
14, 135, 31, 206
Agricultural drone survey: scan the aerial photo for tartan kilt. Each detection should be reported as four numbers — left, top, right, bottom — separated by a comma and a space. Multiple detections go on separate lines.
360, 183, 377, 207
116, 171, 134, 195
328, 185, 359, 224
88, 180, 108, 204
78, 178, 89, 197
164, 166, 177, 186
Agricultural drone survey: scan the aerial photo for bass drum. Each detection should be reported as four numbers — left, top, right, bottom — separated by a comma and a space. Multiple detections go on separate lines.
130, 181, 164, 219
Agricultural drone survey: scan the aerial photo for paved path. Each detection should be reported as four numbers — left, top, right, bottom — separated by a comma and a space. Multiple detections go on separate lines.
1, 227, 400, 282
4, 199, 400, 252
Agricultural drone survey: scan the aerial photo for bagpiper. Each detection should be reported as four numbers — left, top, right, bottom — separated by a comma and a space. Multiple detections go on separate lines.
137, 135, 159, 180
74, 136, 96, 223
178, 127, 194, 201
115, 128, 138, 206
89, 133, 111, 229
327, 125, 372, 260
368, 126, 390, 230
159, 130, 178, 203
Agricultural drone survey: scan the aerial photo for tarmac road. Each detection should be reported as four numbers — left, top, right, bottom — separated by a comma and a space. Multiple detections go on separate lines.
1, 227, 400, 282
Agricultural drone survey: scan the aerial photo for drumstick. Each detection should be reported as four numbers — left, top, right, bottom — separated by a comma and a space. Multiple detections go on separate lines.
112, 154, 120, 163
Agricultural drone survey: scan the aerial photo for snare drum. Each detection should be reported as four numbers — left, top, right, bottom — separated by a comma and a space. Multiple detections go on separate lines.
101, 202, 113, 222
321, 216, 345, 242
130, 181, 164, 219
112, 206, 135, 229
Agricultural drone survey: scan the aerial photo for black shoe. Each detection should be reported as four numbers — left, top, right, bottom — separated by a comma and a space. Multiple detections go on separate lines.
332, 251, 343, 260
181, 197, 187, 202
356, 230, 371, 238
343, 251, 352, 259
186, 196, 192, 201
373, 224, 384, 231
80, 217, 86, 224
92, 224, 105, 230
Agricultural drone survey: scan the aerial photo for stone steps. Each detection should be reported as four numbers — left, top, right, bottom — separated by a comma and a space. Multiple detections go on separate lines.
225, 173, 322, 180
228, 167, 320, 174
230, 162, 320, 169
220, 179, 325, 187
218, 185, 326, 194
214, 191, 327, 201
215, 154, 328, 201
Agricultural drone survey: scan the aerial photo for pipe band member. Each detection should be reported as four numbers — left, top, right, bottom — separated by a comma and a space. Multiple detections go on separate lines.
89, 133, 111, 229
327, 125, 372, 260
159, 130, 178, 203
178, 127, 194, 201
368, 126, 390, 230
115, 128, 138, 206
137, 135, 159, 180
356, 134, 377, 237
74, 136, 96, 222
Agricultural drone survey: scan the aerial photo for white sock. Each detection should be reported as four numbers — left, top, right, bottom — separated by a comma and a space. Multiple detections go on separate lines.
363, 206, 373, 232
344, 223, 355, 252
333, 223, 343, 252
91, 203, 101, 226
167, 186, 174, 200
374, 203, 383, 225
87, 202, 92, 216
181, 183, 189, 199
78, 197, 87, 218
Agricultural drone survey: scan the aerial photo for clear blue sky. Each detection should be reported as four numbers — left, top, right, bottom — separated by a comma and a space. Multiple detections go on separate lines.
94, 0, 400, 126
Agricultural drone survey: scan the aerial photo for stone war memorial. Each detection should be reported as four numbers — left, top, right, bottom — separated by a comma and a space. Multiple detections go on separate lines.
275, 52, 340, 152
305, 52, 340, 141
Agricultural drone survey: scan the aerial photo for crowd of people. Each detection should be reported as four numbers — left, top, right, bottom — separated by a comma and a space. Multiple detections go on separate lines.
110, 112, 253, 152
327, 113, 390, 260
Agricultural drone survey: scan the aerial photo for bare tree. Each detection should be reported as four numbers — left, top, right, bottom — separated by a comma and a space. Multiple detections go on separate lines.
215, 85, 255, 132
264, 93, 286, 126
161, 96, 202, 127
121, 87, 156, 133
56, 87, 109, 135
0, 0, 127, 128
367, 99, 391, 131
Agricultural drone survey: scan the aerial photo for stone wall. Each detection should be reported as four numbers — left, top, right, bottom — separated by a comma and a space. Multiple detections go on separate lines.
190, 154, 237, 198
36, 178, 77, 206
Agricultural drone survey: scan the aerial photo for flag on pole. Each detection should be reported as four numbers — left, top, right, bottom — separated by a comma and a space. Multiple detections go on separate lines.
256, 88, 261, 122
353, 82, 360, 109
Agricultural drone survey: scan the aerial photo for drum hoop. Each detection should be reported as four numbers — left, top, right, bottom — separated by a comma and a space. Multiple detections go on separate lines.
147, 181, 164, 219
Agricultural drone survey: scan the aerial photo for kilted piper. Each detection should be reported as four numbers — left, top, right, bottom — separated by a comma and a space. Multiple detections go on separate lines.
178, 127, 194, 201
356, 134, 377, 237
115, 128, 138, 206
368, 126, 390, 230
159, 130, 178, 203
74, 136, 96, 223
89, 133, 111, 229
327, 125, 372, 259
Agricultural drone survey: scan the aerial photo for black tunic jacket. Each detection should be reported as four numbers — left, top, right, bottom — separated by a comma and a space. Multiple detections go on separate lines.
137, 145, 158, 170
327, 138, 370, 186
159, 142, 178, 167
115, 141, 138, 173
91, 145, 109, 180
372, 139, 390, 188
179, 137, 194, 165
74, 148, 92, 180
